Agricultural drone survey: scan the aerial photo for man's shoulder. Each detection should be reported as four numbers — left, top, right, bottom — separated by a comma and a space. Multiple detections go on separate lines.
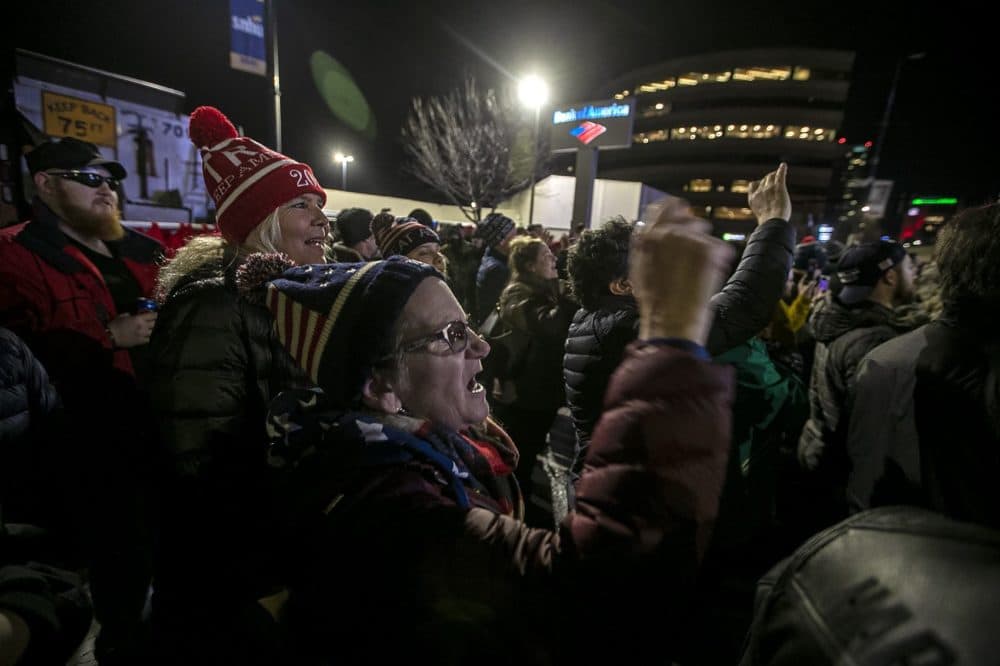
0, 222, 33, 251
120, 227, 166, 260
864, 325, 931, 367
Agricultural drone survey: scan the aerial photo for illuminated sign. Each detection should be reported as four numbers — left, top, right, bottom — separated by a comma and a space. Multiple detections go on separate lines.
569, 121, 607, 145
230, 0, 267, 76
552, 103, 631, 125
911, 197, 957, 206
550, 98, 635, 152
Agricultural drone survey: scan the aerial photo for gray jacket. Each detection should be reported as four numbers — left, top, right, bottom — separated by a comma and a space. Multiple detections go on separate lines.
845, 326, 929, 512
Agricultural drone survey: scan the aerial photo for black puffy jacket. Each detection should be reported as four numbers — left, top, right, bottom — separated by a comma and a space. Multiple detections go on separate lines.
0, 328, 59, 446
148, 242, 308, 606
563, 296, 638, 451
564, 218, 795, 450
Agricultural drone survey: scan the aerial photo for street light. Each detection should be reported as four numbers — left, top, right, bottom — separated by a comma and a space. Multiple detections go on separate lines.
518, 74, 548, 226
333, 151, 354, 190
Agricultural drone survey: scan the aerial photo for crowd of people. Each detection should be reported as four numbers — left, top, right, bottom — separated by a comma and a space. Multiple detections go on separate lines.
1, 104, 997, 665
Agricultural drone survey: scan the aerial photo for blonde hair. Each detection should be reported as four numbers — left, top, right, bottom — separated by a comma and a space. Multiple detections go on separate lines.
155, 208, 283, 300
508, 236, 546, 282
242, 208, 284, 255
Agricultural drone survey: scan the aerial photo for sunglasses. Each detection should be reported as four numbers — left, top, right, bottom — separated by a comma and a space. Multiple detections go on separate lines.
400, 320, 481, 356
51, 170, 120, 190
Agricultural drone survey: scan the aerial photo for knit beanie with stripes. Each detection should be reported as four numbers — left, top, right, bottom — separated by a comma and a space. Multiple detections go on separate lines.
375, 220, 440, 259
189, 105, 326, 245
259, 256, 439, 405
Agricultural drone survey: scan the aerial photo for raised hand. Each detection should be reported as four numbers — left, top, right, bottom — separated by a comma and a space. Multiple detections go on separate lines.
748, 162, 792, 224
631, 196, 735, 345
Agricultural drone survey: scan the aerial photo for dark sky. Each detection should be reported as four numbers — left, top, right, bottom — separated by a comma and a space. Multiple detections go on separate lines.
7, 0, 999, 207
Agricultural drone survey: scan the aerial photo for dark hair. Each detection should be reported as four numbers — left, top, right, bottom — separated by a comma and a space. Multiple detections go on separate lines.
934, 202, 1000, 306
566, 216, 633, 310
508, 236, 547, 282
336, 207, 374, 245
408, 208, 434, 228
370, 212, 396, 241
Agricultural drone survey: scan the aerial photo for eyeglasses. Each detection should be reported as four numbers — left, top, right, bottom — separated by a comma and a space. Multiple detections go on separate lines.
50, 170, 120, 190
400, 320, 481, 355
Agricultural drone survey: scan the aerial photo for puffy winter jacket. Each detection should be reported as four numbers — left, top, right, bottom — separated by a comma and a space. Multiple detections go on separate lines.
0, 328, 59, 446
148, 238, 308, 607
275, 340, 733, 665
564, 217, 794, 450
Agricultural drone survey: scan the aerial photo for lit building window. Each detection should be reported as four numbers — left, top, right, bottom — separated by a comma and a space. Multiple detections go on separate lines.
783, 125, 835, 142
637, 79, 676, 93
689, 205, 710, 218
670, 125, 724, 140
689, 179, 713, 192
640, 102, 670, 118
793, 67, 811, 80
714, 206, 755, 220
724, 124, 781, 139
633, 129, 669, 143
676, 71, 732, 86
731, 66, 792, 81
731, 180, 751, 193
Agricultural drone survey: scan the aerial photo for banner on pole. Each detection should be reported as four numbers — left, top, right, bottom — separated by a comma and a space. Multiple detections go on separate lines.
230, 0, 267, 76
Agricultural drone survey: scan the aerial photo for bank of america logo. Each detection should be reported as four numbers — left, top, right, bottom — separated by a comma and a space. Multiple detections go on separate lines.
570, 121, 607, 145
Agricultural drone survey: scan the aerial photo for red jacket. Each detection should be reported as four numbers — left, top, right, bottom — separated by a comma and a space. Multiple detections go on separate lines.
0, 199, 162, 382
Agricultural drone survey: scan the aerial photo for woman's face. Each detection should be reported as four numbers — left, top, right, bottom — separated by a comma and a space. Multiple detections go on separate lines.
391, 279, 491, 431
406, 242, 441, 267
529, 244, 558, 279
277, 193, 329, 265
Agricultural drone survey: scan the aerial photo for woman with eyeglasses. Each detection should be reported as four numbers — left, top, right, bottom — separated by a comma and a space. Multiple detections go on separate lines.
146, 106, 329, 664
243, 198, 737, 664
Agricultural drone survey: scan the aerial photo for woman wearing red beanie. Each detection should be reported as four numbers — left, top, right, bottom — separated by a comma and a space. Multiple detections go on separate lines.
146, 106, 328, 664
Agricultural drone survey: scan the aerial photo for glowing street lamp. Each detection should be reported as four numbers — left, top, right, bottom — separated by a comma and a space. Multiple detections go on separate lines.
518, 74, 548, 226
333, 151, 354, 190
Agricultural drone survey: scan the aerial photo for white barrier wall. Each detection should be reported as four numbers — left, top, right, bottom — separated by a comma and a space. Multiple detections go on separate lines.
506, 175, 669, 234
322, 189, 520, 228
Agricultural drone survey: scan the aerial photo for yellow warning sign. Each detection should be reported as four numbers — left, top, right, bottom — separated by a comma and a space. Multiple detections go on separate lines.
41, 91, 117, 148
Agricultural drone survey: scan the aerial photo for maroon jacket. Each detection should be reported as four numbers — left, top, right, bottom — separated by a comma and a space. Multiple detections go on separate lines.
281, 341, 734, 664
0, 199, 162, 383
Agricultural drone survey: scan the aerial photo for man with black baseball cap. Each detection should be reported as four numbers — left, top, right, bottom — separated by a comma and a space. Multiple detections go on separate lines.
0, 137, 164, 663
796, 239, 926, 532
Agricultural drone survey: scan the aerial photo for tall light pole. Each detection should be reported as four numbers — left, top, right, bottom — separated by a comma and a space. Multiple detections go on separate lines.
870, 52, 925, 183
518, 74, 548, 226
866, 52, 925, 213
333, 151, 354, 190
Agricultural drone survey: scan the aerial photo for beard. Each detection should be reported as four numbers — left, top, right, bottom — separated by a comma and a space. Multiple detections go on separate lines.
53, 183, 125, 241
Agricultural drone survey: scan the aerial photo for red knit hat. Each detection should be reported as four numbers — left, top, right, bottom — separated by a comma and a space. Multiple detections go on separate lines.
189, 106, 326, 245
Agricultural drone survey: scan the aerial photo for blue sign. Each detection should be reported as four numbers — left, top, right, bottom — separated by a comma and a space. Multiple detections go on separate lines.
552, 103, 632, 125
550, 98, 635, 152
230, 0, 267, 76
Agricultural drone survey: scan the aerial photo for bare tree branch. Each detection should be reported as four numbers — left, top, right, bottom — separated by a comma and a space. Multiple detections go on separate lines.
402, 77, 548, 223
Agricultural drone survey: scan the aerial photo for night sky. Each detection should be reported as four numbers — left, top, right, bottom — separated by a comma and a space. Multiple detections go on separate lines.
6, 0, 998, 208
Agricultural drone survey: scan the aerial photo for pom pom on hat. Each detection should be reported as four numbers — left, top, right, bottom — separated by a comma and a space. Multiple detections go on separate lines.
189, 106, 239, 148
235, 252, 295, 298
191, 105, 326, 245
